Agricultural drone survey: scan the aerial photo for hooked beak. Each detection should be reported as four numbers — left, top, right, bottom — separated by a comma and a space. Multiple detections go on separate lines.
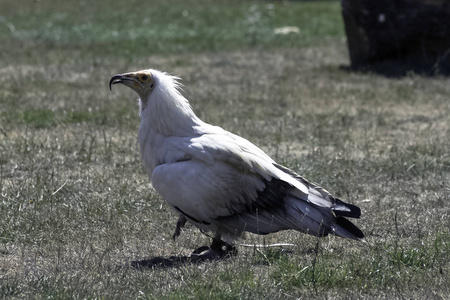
109, 74, 142, 91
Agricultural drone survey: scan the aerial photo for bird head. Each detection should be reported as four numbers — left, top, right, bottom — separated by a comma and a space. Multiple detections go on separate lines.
109, 68, 198, 134
109, 70, 155, 100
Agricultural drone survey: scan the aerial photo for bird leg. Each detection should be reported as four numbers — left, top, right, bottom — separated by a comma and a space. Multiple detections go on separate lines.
190, 236, 237, 261
173, 215, 187, 241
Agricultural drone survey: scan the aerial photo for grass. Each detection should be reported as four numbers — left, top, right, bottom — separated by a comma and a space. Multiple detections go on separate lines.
1, 0, 449, 299
0, 0, 343, 63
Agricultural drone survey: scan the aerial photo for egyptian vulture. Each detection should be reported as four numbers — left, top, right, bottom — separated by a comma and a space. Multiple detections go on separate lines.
109, 69, 364, 260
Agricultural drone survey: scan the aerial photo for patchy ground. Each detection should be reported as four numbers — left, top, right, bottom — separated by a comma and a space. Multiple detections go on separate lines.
0, 1, 449, 298
1, 46, 449, 299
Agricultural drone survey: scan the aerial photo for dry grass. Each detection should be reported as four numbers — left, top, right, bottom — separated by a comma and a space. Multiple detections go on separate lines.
1, 1, 449, 299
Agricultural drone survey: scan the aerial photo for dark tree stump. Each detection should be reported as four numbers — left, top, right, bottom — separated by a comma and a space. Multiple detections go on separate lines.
342, 0, 450, 75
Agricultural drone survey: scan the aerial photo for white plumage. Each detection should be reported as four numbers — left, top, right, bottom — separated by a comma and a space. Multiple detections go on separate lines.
110, 69, 363, 259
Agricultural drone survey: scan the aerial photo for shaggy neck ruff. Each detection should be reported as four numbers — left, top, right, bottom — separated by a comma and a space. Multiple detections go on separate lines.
139, 71, 202, 137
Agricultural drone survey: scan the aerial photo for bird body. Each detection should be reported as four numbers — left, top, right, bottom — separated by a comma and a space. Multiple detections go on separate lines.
110, 69, 363, 257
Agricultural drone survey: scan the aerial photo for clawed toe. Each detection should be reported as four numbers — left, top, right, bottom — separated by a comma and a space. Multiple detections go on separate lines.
190, 247, 225, 261
190, 239, 237, 262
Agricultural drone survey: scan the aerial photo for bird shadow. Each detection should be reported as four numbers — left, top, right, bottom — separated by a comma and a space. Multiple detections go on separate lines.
128, 253, 233, 270
122, 246, 316, 270
130, 255, 195, 270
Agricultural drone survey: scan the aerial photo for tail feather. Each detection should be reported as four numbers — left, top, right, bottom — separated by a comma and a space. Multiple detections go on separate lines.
214, 174, 364, 241
333, 217, 364, 240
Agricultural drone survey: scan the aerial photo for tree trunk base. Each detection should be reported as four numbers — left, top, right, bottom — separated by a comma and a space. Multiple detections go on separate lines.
342, 0, 450, 75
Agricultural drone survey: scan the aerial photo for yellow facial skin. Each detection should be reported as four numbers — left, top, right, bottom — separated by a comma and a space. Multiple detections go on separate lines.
109, 70, 155, 99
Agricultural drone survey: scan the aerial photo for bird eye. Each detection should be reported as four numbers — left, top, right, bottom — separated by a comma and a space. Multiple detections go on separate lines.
142, 75, 148, 80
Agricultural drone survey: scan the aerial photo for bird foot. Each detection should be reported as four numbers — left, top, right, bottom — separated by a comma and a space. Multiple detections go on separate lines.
190, 239, 237, 262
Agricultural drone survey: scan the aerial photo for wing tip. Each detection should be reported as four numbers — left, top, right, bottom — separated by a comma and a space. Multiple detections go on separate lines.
332, 200, 362, 219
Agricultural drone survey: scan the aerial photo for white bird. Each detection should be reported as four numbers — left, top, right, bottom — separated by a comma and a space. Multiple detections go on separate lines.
110, 69, 363, 260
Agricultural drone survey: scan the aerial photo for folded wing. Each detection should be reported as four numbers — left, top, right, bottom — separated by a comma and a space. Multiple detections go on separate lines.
151, 129, 363, 241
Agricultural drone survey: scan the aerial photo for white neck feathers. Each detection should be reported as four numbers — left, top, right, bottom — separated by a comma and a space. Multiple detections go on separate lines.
139, 71, 202, 137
